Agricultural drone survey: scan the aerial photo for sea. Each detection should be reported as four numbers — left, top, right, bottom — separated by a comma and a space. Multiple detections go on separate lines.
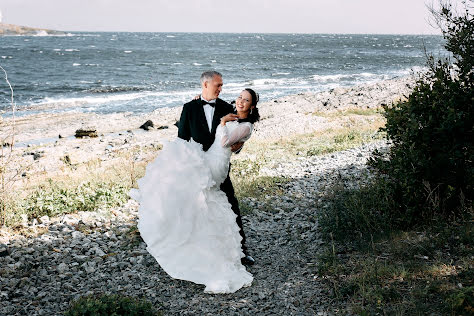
0, 32, 445, 117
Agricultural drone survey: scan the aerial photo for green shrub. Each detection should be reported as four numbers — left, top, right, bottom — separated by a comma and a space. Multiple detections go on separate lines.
24, 181, 129, 219
318, 178, 396, 242
65, 294, 160, 316
369, 2, 473, 225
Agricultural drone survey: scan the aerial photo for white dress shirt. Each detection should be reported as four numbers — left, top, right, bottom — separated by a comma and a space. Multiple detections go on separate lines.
201, 97, 216, 132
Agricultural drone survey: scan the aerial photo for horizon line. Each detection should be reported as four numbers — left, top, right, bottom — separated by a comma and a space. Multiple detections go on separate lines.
0, 22, 441, 37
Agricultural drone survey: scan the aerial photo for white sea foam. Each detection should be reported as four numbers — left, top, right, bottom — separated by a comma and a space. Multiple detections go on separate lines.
193, 63, 202, 66
35, 30, 49, 36
65, 49, 80, 52
124, 51, 133, 53
32, 89, 201, 111
72, 63, 81, 66
167, 35, 176, 38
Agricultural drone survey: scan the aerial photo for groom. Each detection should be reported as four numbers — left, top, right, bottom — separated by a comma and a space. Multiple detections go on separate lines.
178, 70, 255, 266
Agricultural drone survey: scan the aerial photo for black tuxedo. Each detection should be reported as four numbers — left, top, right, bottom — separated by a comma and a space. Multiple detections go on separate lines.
178, 98, 247, 253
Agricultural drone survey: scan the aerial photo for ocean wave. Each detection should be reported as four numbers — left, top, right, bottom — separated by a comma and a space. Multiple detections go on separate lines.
87, 86, 147, 93
311, 73, 379, 82
4, 32, 75, 37
29, 89, 201, 111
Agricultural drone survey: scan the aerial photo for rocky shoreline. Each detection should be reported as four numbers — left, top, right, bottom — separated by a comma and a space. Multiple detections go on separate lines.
0, 23, 66, 36
0, 76, 414, 182
0, 140, 388, 315
0, 77, 414, 314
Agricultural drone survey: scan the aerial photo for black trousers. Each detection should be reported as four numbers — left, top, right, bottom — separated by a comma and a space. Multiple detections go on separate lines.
220, 175, 247, 254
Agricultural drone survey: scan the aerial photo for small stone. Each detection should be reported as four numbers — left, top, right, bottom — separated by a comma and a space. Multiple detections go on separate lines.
57, 262, 68, 274
140, 120, 154, 130
93, 247, 106, 257
63, 214, 79, 225
20, 214, 28, 227
71, 231, 84, 239
39, 215, 50, 224
0, 244, 9, 257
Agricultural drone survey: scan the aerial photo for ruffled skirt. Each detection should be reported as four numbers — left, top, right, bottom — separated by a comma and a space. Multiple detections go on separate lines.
130, 139, 253, 293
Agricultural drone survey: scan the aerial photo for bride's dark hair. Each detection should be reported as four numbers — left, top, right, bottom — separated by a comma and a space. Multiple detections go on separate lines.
233, 88, 260, 124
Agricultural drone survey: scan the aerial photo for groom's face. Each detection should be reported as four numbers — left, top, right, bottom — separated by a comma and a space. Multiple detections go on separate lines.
202, 75, 223, 100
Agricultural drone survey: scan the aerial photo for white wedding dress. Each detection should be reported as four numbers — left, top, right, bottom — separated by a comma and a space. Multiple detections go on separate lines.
130, 121, 254, 294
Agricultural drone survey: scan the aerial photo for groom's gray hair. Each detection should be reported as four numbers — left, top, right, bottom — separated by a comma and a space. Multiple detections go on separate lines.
200, 71, 222, 84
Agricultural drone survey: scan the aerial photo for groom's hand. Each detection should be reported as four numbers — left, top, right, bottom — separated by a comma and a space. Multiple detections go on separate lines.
231, 142, 244, 153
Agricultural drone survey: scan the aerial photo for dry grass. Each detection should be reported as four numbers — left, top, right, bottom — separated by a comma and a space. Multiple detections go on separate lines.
0, 143, 161, 226
237, 109, 385, 163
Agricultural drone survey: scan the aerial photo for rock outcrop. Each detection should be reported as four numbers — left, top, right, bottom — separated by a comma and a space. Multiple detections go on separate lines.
0, 23, 65, 36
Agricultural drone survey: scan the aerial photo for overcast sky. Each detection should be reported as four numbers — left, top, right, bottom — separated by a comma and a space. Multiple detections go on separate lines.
0, 0, 444, 34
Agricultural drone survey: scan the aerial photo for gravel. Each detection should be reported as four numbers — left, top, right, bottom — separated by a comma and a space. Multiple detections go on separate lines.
0, 141, 387, 315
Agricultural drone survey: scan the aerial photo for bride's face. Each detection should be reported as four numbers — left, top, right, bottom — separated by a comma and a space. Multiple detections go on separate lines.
235, 90, 253, 114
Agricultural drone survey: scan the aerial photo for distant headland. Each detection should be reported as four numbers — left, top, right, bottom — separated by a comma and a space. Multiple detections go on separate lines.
0, 22, 65, 36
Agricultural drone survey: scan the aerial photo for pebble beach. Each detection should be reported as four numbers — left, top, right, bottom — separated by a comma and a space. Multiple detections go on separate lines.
0, 76, 415, 315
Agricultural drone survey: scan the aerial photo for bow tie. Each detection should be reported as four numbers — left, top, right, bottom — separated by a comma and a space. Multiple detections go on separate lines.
201, 100, 216, 107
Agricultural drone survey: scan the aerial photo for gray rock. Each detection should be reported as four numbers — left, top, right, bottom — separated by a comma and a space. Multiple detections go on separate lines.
0, 244, 9, 257
57, 263, 68, 274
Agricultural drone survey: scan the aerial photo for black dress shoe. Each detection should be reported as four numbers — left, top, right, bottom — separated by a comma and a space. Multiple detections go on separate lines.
241, 255, 255, 266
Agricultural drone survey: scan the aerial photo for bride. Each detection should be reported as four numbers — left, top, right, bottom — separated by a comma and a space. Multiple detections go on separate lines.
130, 88, 260, 294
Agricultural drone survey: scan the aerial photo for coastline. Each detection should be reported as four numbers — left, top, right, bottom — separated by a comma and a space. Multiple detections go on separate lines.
2, 75, 414, 143
0, 76, 415, 190
0, 75, 417, 314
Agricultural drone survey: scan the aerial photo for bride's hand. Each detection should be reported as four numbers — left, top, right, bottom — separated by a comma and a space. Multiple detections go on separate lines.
230, 142, 244, 153
193, 94, 201, 100
220, 113, 239, 126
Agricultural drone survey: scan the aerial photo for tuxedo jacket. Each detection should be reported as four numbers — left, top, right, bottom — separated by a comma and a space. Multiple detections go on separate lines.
177, 98, 234, 151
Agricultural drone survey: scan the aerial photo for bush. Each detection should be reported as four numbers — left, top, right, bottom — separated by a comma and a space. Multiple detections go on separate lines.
65, 294, 160, 316
369, 1, 473, 225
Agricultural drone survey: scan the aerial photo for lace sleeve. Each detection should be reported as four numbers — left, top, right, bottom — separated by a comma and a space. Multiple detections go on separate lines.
220, 123, 253, 148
